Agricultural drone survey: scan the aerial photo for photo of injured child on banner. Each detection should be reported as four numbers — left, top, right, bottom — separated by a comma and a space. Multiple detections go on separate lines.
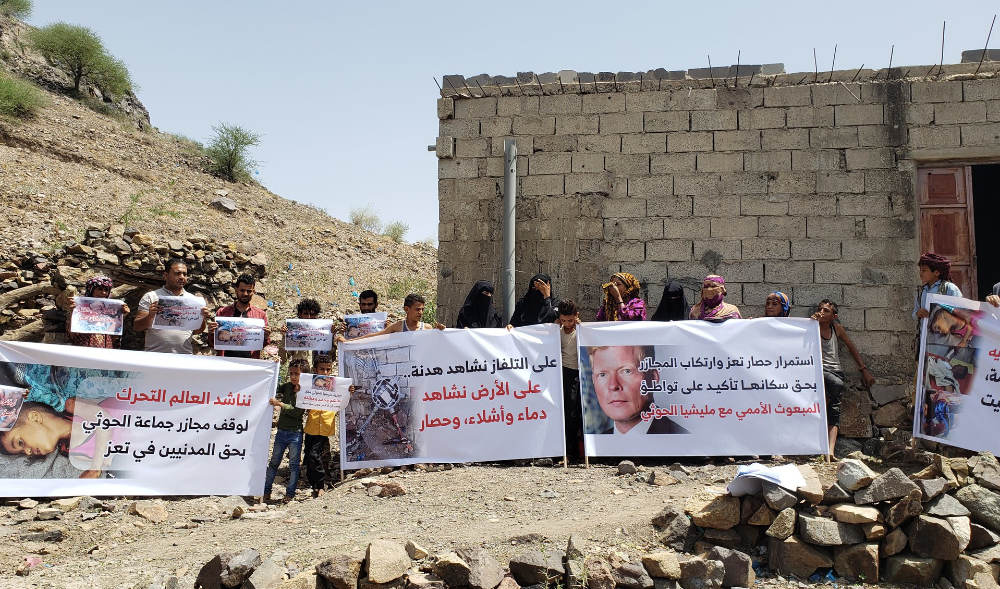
915, 294, 1000, 455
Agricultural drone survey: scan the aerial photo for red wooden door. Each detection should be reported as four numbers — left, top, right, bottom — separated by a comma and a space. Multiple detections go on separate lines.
917, 167, 977, 298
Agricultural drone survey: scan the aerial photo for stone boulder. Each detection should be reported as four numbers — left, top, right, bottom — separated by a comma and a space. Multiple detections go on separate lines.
795, 465, 824, 504
761, 481, 798, 511
767, 536, 832, 578
652, 505, 692, 550
220, 549, 262, 588
853, 468, 920, 505
612, 561, 653, 589
918, 477, 952, 501
456, 547, 505, 589
884, 528, 908, 556
883, 556, 944, 586
367, 540, 410, 583
886, 489, 924, 528
210, 196, 238, 213
677, 557, 723, 589
836, 459, 877, 491
822, 482, 852, 504
927, 494, 972, 517
970, 523, 1000, 550
949, 555, 1000, 589
705, 546, 754, 588
909, 515, 965, 560
128, 500, 168, 524
509, 550, 564, 586
433, 553, 471, 588
971, 453, 1000, 492
316, 553, 365, 589
641, 552, 680, 580
765, 508, 796, 540
685, 493, 740, 530
956, 485, 1000, 533
833, 543, 879, 582
797, 514, 864, 546
584, 557, 615, 589
829, 504, 881, 525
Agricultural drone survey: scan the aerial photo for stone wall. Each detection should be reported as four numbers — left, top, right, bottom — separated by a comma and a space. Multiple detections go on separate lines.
435, 64, 1000, 385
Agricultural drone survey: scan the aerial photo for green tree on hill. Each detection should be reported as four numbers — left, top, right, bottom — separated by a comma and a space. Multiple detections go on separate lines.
206, 123, 261, 183
0, 0, 31, 18
29, 23, 133, 96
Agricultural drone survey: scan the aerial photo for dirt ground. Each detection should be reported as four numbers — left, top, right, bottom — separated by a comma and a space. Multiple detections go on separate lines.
0, 455, 900, 589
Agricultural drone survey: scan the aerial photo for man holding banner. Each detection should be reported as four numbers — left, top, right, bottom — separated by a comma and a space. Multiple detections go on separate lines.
209, 273, 270, 359
133, 258, 209, 354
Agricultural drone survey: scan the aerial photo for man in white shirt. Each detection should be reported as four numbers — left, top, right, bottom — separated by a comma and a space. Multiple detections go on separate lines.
588, 345, 687, 435
133, 258, 209, 354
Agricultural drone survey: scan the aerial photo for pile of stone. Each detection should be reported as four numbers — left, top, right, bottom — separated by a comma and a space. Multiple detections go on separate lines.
0, 223, 267, 349
673, 453, 1000, 588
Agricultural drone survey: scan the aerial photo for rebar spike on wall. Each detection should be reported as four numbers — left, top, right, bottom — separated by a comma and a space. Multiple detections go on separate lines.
975, 15, 997, 75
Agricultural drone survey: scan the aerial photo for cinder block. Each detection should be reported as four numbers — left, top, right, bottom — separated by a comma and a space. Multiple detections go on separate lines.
539, 94, 582, 114
905, 104, 935, 125
572, 153, 605, 173
816, 171, 864, 193
622, 133, 667, 154
583, 93, 626, 113
862, 217, 915, 239
722, 172, 768, 194
625, 91, 670, 112
438, 97, 455, 119
739, 108, 786, 130
576, 218, 604, 239
436, 136, 455, 159
498, 96, 540, 116
843, 285, 892, 308
742, 283, 794, 308
455, 97, 497, 119
964, 79, 1000, 101
512, 115, 555, 135
759, 216, 806, 238
648, 195, 694, 217
806, 216, 856, 239
438, 221, 455, 241
646, 239, 694, 261
762, 128, 810, 150
960, 122, 1000, 146
934, 101, 987, 125
768, 171, 816, 194
858, 125, 896, 147
628, 175, 674, 196
651, 153, 697, 174
813, 261, 865, 284
489, 136, 531, 157
644, 111, 690, 132
565, 173, 611, 194
663, 216, 710, 238
908, 125, 961, 147
741, 194, 789, 215
791, 239, 841, 260
741, 238, 790, 259
812, 83, 862, 106
793, 284, 844, 308
717, 260, 764, 282
691, 239, 738, 261
440, 119, 480, 138
667, 132, 714, 152
786, 106, 834, 128
865, 308, 915, 332
763, 85, 812, 107
911, 81, 962, 103
710, 216, 758, 238
697, 152, 744, 172
579, 134, 622, 153
520, 174, 564, 195
691, 110, 738, 131
605, 154, 649, 175
987, 100, 1000, 121
744, 150, 791, 172
438, 158, 479, 178
600, 240, 645, 262
600, 112, 644, 134
764, 261, 814, 283
481, 117, 515, 138
666, 88, 717, 110
865, 169, 907, 194
601, 197, 646, 217
841, 238, 914, 262
456, 177, 501, 199
845, 148, 894, 170
787, 194, 837, 216
539, 196, 582, 219
791, 149, 844, 171
835, 104, 884, 126
604, 218, 663, 240
534, 135, 576, 152
693, 195, 734, 216
838, 194, 889, 216
439, 178, 457, 201
556, 114, 599, 135
455, 138, 488, 158
714, 130, 761, 151
810, 127, 859, 148
673, 174, 721, 195
529, 153, 572, 175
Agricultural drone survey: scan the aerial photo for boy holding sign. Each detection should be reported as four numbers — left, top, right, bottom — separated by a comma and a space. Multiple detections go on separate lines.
303, 355, 337, 497
264, 359, 308, 503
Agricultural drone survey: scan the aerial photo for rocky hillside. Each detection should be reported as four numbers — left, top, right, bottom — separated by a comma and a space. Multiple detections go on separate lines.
0, 14, 437, 323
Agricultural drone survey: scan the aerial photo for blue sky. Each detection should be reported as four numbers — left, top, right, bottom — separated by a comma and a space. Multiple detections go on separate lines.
28, 1, 1000, 243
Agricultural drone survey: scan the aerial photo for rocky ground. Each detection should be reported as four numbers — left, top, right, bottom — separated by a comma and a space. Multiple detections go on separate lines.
1, 455, 926, 589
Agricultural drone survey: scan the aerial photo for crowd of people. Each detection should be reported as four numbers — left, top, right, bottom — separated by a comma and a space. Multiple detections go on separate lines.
31, 249, 985, 497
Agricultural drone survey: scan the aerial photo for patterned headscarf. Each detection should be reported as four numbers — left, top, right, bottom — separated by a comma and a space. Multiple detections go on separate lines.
694, 275, 741, 320
84, 275, 114, 297
769, 291, 791, 317
601, 272, 641, 321
919, 252, 952, 281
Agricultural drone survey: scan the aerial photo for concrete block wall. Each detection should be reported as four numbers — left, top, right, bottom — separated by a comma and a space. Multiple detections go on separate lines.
437, 66, 1000, 379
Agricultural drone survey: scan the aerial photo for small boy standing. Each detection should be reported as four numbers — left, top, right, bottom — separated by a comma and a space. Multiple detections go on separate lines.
556, 299, 583, 461
303, 354, 337, 497
264, 358, 308, 503
811, 300, 875, 461
913, 252, 962, 320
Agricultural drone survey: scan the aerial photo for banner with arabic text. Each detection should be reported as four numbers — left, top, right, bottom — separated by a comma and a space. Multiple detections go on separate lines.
338, 324, 564, 469
0, 341, 278, 496
914, 294, 1000, 455
577, 319, 828, 456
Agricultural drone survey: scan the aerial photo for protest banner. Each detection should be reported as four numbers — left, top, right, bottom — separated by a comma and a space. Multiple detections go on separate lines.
214, 317, 266, 352
343, 312, 387, 340
914, 294, 1000, 455
153, 295, 206, 331
338, 324, 564, 470
577, 319, 828, 457
0, 341, 278, 497
71, 297, 125, 336
295, 374, 353, 411
284, 319, 333, 351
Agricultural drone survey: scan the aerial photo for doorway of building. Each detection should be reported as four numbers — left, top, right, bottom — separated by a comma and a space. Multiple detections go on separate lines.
972, 164, 1000, 299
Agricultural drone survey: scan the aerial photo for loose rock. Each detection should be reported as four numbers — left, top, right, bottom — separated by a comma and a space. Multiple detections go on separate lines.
685, 493, 740, 530
128, 500, 168, 524
886, 489, 924, 528
767, 536, 832, 578
705, 546, 754, 588
641, 552, 680, 579
765, 508, 796, 540
651, 505, 692, 550
909, 515, 965, 560
833, 542, 879, 582
405, 540, 429, 560
854, 468, 920, 505
829, 503, 881, 525
884, 555, 944, 586
456, 547, 505, 589
366, 540, 410, 584
618, 460, 637, 475
509, 550, 564, 586
613, 561, 654, 589
956, 484, 1000, 533
798, 514, 864, 546
795, 464, 824, 504
677, 557, 723, 589
761, 481, 797, 511
220, 548, 262, 588
316, 553, 365, 589
928, 494, 973, 517
884, 527, 908, 556
836, 459, 877, 491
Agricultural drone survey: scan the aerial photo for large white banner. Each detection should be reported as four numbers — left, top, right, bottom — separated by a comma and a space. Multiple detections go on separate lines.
338, 325, 565, 470
0, 342, 278, 497
577, 319, 828, 456
914, 294, 1000, 455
